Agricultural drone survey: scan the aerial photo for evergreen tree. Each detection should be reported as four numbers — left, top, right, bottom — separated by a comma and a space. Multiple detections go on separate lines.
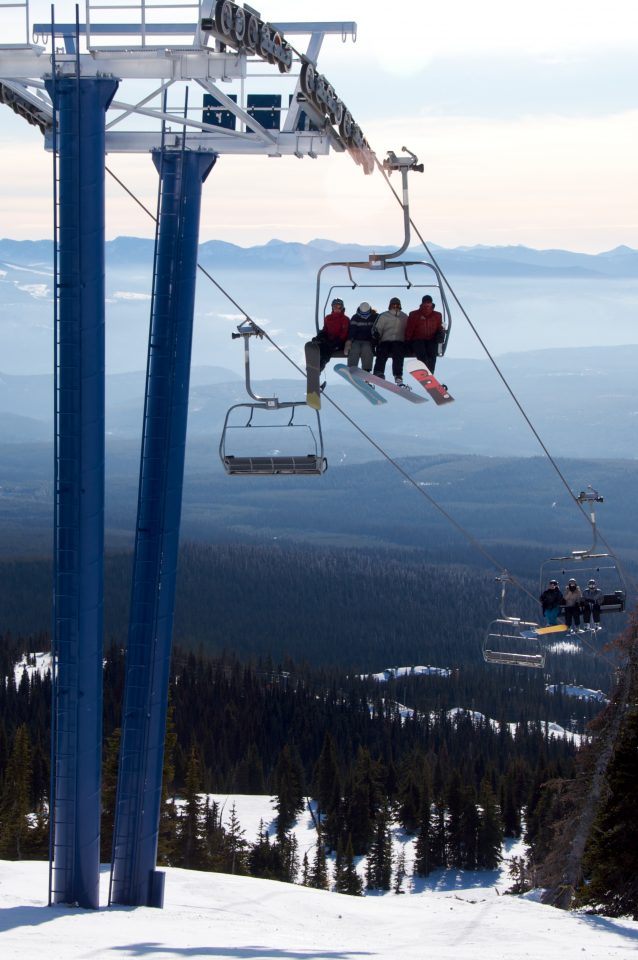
458, 784, 479, 870
308, 836, 329, 890
396, 759, 423, 833
344, 748, 384, 856
274, 744, 305, 840
158, 706, 179, 865
234, 743, 266, 794
366, 803, 393, 891
334, 834, 362, 896
248, 821, 277, 880
413, 782, 432, 877
175, 744, 206, 869
446, 770, 464, 867
100, 727, 121, 864
499, 769, 522, 838
0, 724, 33, 859
579, 706, 638, 918
394, 848, 406, 894
476, 778, 503, 870
224, 801, 249, 875
314, 732, 341, 820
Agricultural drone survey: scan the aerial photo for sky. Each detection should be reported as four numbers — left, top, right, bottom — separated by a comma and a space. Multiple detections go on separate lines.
0, 1, 636, 251
1, 797, 637, 959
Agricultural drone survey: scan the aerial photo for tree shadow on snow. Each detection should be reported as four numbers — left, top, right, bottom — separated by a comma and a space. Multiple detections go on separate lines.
0, 903, 104, 932
110, 947, 370, 959
411, 867, 501, 894
576, 913, 638, 942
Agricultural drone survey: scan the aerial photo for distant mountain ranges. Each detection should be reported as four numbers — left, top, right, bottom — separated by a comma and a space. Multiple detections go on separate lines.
1, 236, 638, 278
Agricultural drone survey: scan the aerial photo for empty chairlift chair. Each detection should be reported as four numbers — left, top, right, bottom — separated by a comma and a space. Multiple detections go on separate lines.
219, 321, 327, 477
483, 574, 545, 669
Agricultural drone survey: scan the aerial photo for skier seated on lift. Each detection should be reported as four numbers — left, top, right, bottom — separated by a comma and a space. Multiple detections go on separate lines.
346, 301, 378, 374
372, 296, 408, 385
564, 578, 584, 634
405, 295, 443, 373
540, 579, 564, 626
310, 297, 350, 371
582, 578, 604, 630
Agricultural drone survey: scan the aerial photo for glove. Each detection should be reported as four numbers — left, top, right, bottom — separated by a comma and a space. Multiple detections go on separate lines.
343, 340, 352, 356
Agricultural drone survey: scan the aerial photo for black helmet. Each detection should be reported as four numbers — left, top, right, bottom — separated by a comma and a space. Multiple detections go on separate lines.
331, 297, 344, 308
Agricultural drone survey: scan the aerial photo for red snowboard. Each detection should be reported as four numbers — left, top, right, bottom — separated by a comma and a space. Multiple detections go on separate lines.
408, 365, 454, 405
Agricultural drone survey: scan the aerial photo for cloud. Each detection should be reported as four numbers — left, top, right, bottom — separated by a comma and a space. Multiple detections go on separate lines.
112, 290, 151, 301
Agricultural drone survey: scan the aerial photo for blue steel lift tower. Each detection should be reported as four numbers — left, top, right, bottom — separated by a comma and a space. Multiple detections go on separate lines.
0, 0, 374, 909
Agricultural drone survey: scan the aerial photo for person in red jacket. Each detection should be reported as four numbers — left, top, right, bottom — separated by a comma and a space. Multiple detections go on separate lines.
316, 297, 350, 371
405, 294, 443, 373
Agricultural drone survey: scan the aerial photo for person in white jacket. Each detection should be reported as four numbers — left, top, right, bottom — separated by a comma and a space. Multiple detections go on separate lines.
372, 296, 408, 385
563, 578, 584, 634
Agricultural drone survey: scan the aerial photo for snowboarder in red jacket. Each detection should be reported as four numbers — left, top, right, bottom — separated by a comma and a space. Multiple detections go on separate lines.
315, 298, 350, 371
405, 295, 443, 373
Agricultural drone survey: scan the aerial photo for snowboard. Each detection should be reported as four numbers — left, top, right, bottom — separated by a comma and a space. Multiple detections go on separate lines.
305, 341, 322, 410
519, 624, 568, 639
407, 362, 454, 405
334, 364, 387, 405
352, 369, 428, 404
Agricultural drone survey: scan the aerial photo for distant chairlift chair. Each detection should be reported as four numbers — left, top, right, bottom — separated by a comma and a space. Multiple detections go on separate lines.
483, 574, 545, 669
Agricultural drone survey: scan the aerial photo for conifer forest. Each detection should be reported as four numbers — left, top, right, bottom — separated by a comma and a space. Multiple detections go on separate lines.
1, 539, 637, 914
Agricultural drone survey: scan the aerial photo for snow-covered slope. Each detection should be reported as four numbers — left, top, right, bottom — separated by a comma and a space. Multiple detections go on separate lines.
0, 852, 635, 960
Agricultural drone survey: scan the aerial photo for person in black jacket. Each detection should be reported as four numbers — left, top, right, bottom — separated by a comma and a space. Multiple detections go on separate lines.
540, 579, 564, 626
346, 301, 378, 373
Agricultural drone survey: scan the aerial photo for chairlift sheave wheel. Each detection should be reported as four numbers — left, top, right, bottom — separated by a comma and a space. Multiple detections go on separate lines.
300, 60, 316, 98
313, 74, 328, 112
245, 12, 260, 51
277, 40, 293, 73
327, 86, 343, 125
339, 110, 354, 140
232, 6, 246, 43
215, 0, 234, 40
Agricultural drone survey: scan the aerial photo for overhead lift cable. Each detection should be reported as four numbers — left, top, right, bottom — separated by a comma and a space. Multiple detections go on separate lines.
105, 163, 538, 601
373, 155, 635, 599
105, 162, 631, 617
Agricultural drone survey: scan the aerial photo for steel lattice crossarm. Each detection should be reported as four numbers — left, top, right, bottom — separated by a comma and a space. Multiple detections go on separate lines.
0, 0, 375, 172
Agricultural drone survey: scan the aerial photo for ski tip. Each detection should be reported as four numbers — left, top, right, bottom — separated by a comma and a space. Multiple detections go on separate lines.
306, 392, 321, 410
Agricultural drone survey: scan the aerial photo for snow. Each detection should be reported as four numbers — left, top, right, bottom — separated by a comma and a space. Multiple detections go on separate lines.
2, 796, 636, 957
365, 665, 452, 681
546, 683, 609, 703
1, 846, 636, 959
12, 652, 51, 686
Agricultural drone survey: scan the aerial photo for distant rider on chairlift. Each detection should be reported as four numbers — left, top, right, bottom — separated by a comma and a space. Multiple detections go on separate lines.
540, 578, 564, 627
582, 579, 604, 630
564, 578, 584, 634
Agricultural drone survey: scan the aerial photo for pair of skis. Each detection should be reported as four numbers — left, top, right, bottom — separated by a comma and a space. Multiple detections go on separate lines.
304, 342, 454, 409
334, 364, 453, 407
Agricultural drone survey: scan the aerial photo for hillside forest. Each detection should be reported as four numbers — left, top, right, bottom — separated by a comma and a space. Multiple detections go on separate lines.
1, 541, 637, 915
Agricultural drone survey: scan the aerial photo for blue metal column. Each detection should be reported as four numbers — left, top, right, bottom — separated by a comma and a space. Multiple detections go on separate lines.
45, 75, 118, 909
110, 148, 216, 907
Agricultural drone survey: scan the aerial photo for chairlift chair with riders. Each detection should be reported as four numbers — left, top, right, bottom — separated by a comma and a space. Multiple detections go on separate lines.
483, 574, 545, 669
310, 148, 452, 369
220, 321, 327, 476
540, 488, 627, 627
